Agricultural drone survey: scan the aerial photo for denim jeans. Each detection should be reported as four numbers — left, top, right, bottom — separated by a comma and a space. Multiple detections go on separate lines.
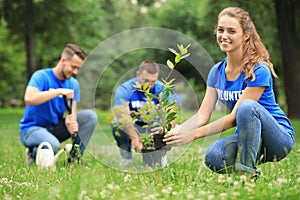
205, 99, 294, 174
20, 110, 97, 158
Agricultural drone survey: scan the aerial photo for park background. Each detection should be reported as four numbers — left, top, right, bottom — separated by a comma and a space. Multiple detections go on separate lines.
1, 0, 300, 199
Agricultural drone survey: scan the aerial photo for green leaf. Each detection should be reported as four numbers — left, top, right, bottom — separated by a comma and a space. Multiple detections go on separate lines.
177, 43, 191, 55
177, 44, 187, 55
133, 82, 142, 89
167, 112, 177, 119
181, 53, 190, 59
167, 59, 175, 69
175, 54, 181, 63
162, 99, 170, 107
146, 93, 158, 99
166, 124, 172, 131
168, 48, 179, 55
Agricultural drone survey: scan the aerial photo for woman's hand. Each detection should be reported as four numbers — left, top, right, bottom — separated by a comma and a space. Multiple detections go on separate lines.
163, 127, 195, 146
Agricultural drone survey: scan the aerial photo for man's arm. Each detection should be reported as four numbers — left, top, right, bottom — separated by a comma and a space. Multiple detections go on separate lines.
112, 105, 143, 151
24, 86, 74, 106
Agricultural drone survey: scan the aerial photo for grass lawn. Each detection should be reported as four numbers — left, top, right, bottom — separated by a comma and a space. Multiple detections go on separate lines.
1, 108, 300, 200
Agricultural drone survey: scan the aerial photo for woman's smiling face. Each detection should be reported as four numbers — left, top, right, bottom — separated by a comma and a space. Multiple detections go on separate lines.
216, 15, 246, 54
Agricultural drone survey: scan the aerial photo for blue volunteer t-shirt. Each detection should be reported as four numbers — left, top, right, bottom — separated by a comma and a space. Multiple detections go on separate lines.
20, 68, 80, 132
114, 77, 168, 125
207, 57, 294, 135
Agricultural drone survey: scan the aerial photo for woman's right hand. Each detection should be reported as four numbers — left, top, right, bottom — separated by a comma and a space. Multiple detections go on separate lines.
163, 126, 195, 147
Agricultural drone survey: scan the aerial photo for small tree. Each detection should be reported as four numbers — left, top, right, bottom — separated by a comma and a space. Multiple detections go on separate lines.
134, 44, 191, 149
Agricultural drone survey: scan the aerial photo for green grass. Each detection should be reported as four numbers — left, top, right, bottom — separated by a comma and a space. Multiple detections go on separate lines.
1, 108, 300, 199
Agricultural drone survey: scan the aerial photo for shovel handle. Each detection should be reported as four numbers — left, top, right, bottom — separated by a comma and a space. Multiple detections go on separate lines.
63, 95, 77, 135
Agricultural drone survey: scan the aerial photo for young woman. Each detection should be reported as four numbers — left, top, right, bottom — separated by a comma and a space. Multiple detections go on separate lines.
162, 7, 295, 175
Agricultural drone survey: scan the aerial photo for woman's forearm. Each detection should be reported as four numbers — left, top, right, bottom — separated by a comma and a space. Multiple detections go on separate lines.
194, 114, 236, 139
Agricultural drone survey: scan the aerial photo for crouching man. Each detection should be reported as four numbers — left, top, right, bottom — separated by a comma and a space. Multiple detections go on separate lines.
112, 60, 175, 168
19, 44, 97, 165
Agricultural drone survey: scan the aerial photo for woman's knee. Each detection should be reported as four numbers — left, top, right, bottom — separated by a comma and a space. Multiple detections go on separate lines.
205, 145, 222, 172
237, 99, 256, 113
205, 137, 237, 174
236, 99, 258, 121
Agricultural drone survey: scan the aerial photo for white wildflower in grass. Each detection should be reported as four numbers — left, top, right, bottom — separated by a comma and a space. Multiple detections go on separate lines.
78, 190, 88, 200
17, 181, 37, 188
186, 186, 196, 199
198, 190, 207, 196
239, 175, 247, 182
115, 185, 121, 191
268, 182, 273, 188
1, 177, 9, 183
245, 182, 256, 194
232, 191, 240, 198
16, 192, 23, 199
187, 192, 195, 199
275, 177, 290, 186
276, 192, 282, 198
246, 187, 254, 194
219, 193, 228, 200
217, 175, 226, 183
245, 182, 256, 188
106, 183, 120, 191
100, 189, 108, 199
208, 194, 215, 200
143, 194, 157, 200
107, 183, 114, 190
233, 181, 240, 188
161, 185, 173, 196
161, 188, 169, 195
226, 176, 233, 184
124, 174, 131, 183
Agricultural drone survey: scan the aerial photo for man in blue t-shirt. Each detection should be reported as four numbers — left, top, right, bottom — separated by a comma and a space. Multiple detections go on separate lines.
20, 44, 97, 165
112, 60, 175, 167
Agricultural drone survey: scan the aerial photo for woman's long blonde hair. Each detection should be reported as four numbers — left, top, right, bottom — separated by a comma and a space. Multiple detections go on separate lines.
217, 7, 277, 80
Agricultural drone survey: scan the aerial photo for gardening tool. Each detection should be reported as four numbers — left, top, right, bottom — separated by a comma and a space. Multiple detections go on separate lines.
63, 95, 81, 164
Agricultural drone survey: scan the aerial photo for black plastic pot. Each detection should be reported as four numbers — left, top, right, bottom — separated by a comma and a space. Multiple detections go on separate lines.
153, 133, 166, 149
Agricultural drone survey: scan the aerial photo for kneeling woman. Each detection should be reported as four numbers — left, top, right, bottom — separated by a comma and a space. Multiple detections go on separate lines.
162, 7, 295, 175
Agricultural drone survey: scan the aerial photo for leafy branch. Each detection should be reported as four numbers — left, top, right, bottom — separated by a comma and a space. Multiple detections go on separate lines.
165, 44, 191, 81
133, 44, 191, 136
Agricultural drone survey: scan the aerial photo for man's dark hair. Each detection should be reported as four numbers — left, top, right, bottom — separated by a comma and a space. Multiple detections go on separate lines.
62, 44, 87, 60
138, 60, 159, 74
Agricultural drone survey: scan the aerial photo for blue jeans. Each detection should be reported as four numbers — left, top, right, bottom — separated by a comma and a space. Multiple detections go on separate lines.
205, 100, 294, 174
20, 110, 97, 158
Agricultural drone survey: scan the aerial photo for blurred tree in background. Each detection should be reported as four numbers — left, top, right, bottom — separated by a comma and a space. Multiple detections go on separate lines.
0, 18, 25, 107
0, 0, 299, 118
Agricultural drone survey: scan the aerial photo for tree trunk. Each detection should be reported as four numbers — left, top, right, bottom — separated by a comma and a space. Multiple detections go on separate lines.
25, 0, 37, 80
275, 0, 300, 119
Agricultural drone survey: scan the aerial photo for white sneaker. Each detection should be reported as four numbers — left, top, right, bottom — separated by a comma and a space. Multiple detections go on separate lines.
119, 158, 133, 167
161, 154, 168, 167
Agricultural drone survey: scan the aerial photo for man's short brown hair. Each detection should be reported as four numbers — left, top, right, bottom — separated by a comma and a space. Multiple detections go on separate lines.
62, 44, 87, 60
138, 60, 159, 74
